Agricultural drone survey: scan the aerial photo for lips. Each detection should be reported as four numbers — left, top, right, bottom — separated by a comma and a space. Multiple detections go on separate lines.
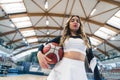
73, 24, 77, 27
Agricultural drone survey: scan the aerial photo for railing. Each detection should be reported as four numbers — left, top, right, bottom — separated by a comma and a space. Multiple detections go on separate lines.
102, 72, 120, 80
87, 73, 94, 80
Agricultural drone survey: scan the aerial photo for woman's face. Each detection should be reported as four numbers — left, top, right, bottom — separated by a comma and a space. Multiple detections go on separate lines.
69, 16, 80, 32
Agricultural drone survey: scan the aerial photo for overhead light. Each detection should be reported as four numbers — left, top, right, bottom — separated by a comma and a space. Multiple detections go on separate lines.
94, 47, 97, 50
10, 24, 15, 28
110, 37, 115, 40
47, 31, 49, 35
45, 1, 48, 9
22, 38, 28, 44
90, 9, 96, 16
46, 20, 49, 25
47, 39, 49, 41
24, 41, 28, 44
22, 38, 26, 41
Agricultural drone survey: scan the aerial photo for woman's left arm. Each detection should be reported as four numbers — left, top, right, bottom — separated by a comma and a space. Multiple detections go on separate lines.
86, 37, 102, 80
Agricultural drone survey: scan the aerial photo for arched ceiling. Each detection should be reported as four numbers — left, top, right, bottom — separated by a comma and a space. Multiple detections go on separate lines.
0, 0, 120, 61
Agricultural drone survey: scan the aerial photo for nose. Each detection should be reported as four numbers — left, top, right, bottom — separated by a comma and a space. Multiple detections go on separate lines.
74, 20, 78, 24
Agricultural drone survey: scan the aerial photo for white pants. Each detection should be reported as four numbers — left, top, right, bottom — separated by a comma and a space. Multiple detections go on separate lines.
47, 57, 88, 80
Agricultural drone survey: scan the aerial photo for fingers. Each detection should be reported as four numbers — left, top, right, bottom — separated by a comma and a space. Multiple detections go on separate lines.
45, 56, 53, 65
45, 56, 52, 62
37, 52, 51, 69
41, 55, 51, 69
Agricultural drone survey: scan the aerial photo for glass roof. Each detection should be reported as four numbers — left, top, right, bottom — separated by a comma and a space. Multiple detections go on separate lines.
27, 38, 38, 43
0, 0, 22, 3
21, 30, 36, 37
90, 37, 102, 46
94, 27, 117, 39
0, 3, 26, 14
107, 10, 120, 29
11, 16, 32, 28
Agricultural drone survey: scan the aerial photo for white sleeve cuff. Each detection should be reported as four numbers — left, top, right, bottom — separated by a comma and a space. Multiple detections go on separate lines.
89, 57, 97, 72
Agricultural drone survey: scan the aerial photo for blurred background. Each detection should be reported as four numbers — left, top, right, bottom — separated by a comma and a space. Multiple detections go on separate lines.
0, 0, 120, 80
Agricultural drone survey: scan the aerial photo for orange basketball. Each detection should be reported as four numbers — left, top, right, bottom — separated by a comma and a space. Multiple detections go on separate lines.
43, 42, 63, 64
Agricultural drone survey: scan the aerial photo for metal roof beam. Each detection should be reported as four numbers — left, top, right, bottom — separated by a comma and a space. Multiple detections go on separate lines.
100, 0, 120, 7
92, 35, 120, 52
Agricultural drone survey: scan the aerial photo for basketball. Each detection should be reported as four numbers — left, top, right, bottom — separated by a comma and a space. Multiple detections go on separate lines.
42, 42, 63, 64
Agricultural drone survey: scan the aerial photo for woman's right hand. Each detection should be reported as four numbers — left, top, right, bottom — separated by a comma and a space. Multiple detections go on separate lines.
37, 51, 52, 69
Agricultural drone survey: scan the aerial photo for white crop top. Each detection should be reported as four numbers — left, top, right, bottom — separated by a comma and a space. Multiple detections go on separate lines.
63, 38, 87, 55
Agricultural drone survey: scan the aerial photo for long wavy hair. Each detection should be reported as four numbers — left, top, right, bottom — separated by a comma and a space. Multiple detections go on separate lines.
59, 15, 90, 48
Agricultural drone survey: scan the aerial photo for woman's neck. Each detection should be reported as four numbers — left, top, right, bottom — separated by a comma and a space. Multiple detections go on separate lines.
71, 31, 77, 36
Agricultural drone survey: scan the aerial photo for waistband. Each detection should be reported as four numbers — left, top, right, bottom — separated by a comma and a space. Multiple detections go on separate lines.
60, 57, 84, 66
64, 49, 86, 55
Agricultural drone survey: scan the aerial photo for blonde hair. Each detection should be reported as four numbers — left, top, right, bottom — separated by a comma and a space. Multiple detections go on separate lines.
60, 15, 90, 48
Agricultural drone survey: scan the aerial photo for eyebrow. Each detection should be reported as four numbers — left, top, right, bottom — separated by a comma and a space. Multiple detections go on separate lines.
71, 18, 80, 22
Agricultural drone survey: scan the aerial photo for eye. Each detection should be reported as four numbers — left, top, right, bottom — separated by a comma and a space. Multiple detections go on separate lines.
76, 20, 79, 23
70, 17, 80, 23
70, 19, 74, 22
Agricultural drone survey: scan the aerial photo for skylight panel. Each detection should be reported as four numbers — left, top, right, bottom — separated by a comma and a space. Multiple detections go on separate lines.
89, 37, 102, 46
107, 16, 120, 29
11, 17, 30, 22
115, 10, 120, 17
10, 24, 15, 28
0, 3, 26, 14
0, 0, 22, 3
11, 17, 32, 28
27, 38, 38, 43
21, 30, 36, 37
94, 27, 117, 39
14, 21, 32, 28
107, 10, 120, 29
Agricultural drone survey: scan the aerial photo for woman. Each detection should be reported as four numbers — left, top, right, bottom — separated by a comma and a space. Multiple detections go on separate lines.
37, 15, 101, 80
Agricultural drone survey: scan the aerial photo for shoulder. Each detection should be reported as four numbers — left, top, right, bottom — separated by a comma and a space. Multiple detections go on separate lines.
53, 36, 61, 40
55, 36, 61, 39
47, 35, 61, 44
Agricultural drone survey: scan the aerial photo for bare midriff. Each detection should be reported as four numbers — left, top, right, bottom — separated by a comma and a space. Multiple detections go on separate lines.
64, 51, 86, 62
